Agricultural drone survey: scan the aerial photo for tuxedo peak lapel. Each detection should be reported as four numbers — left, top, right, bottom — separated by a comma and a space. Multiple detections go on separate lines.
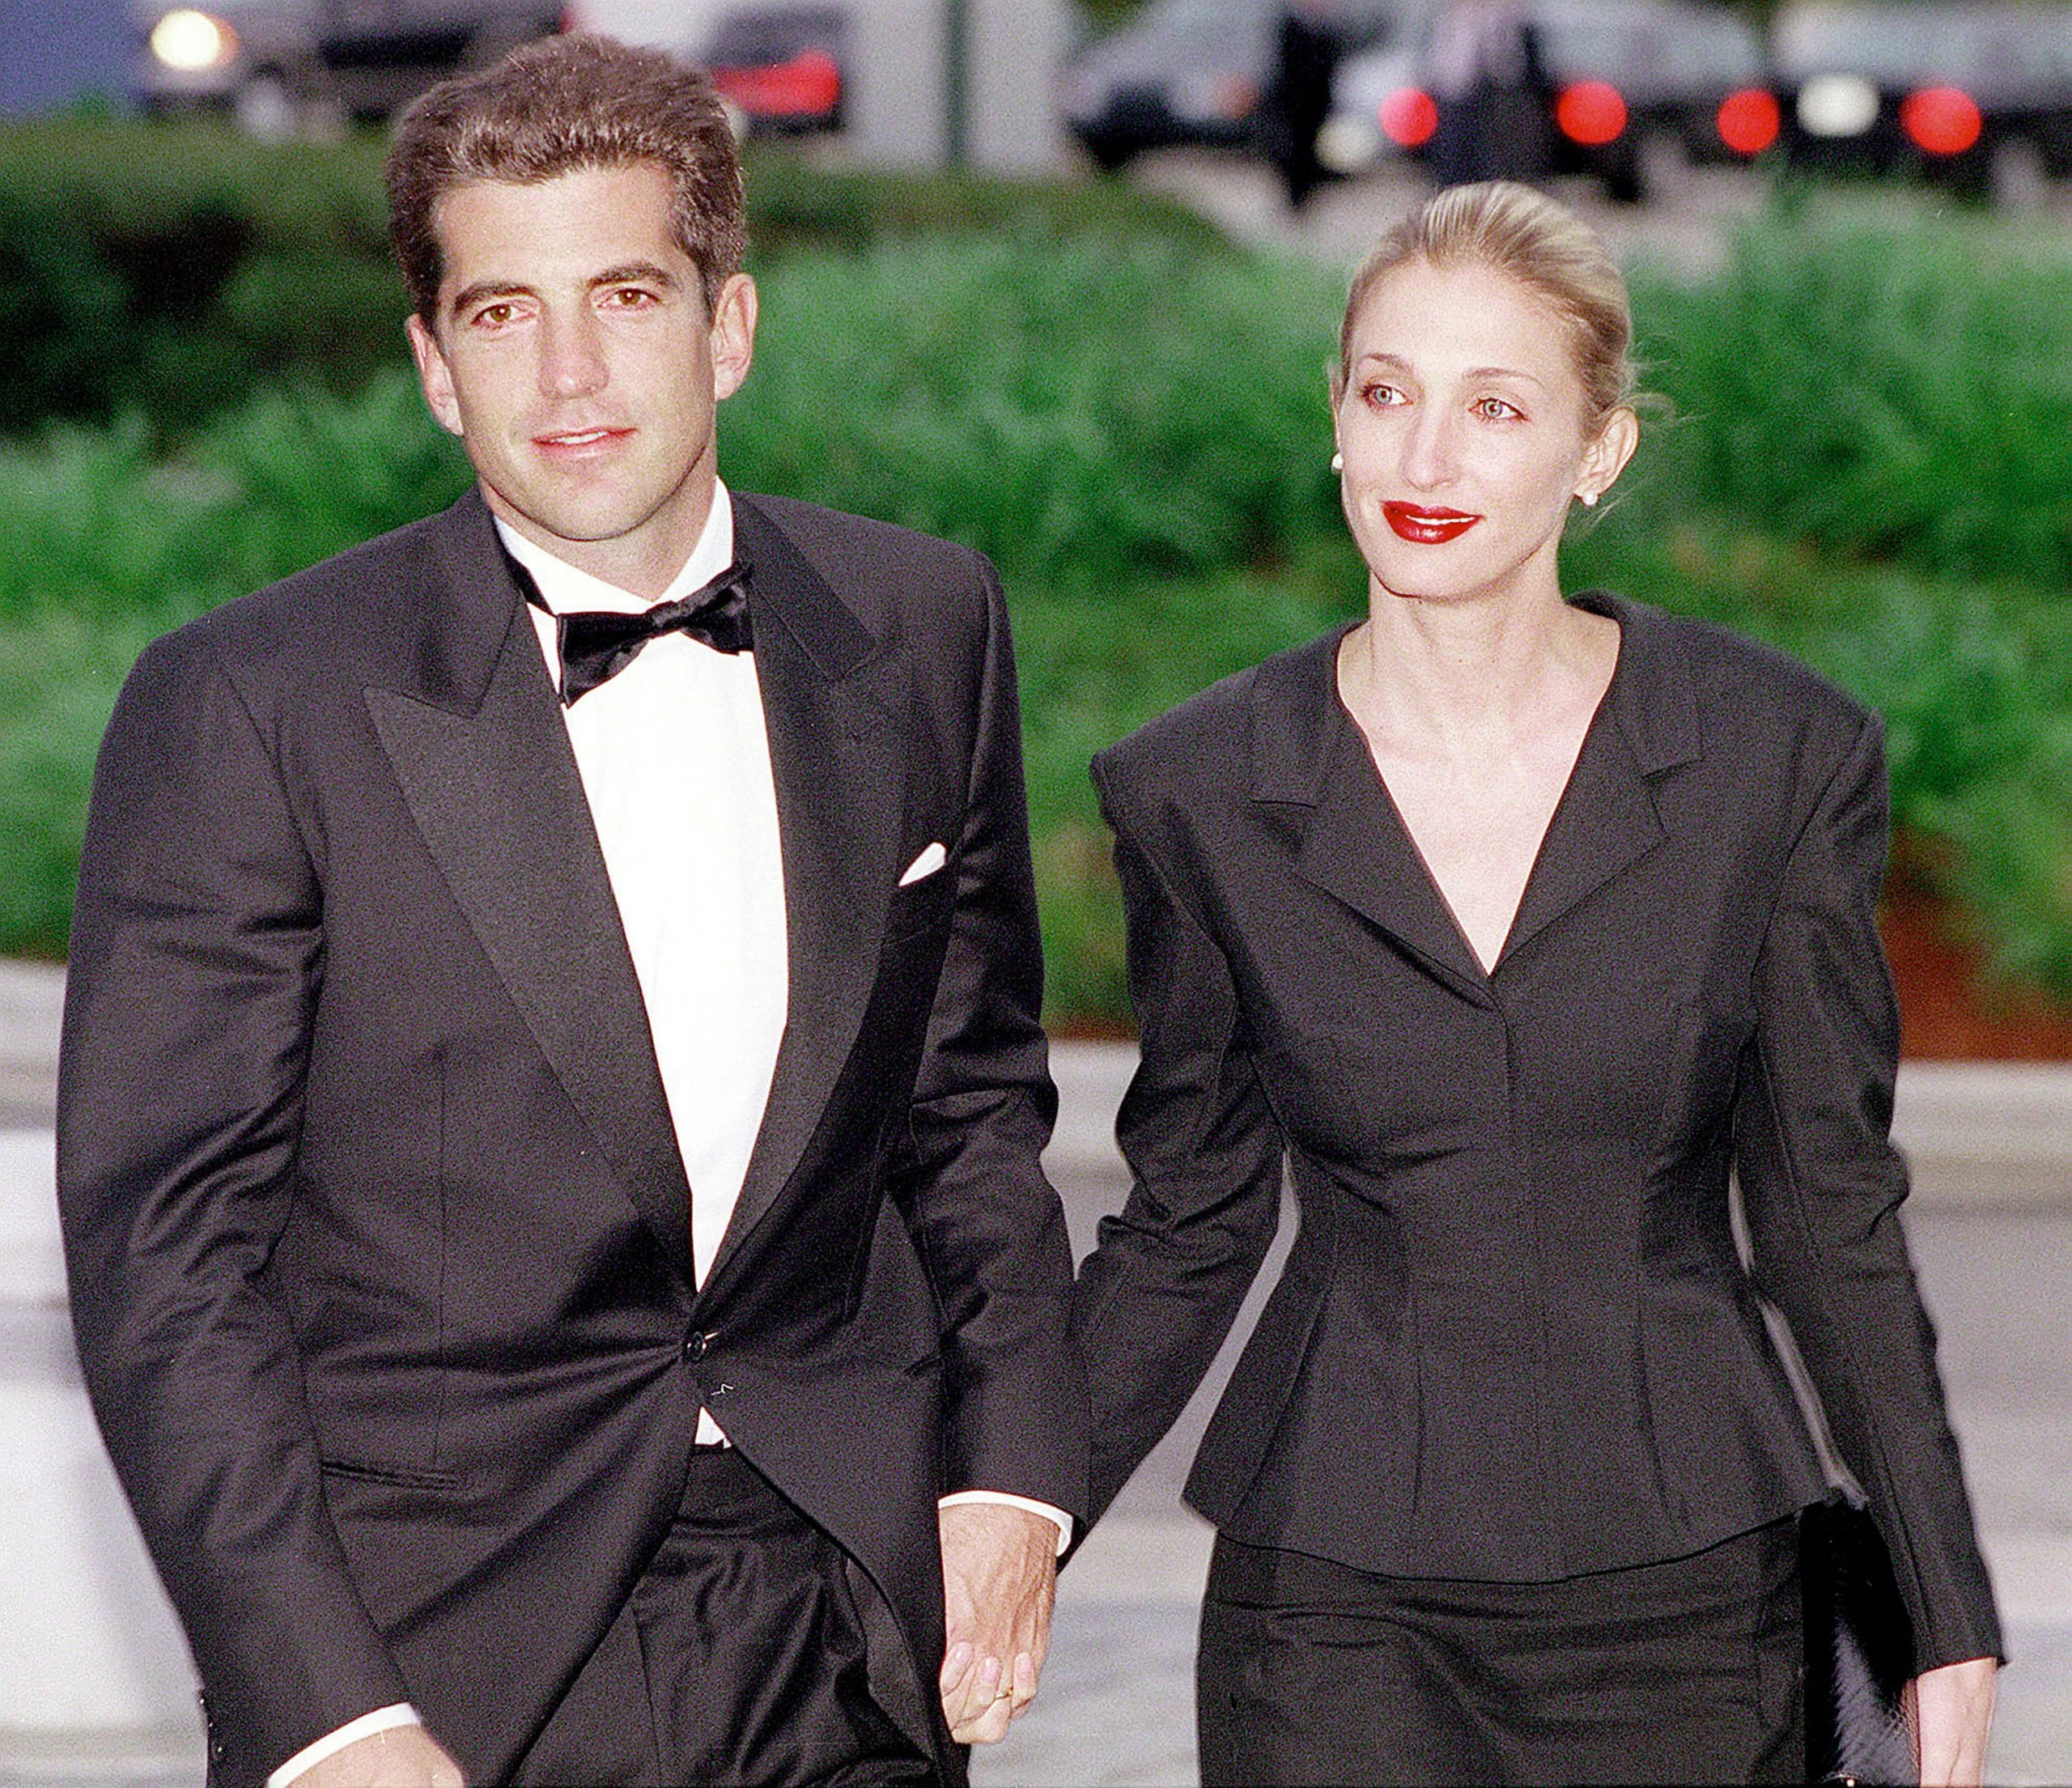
1251, 631, 1491, 1001
366, 537, 694, 1272
706, 500, 900, 1289
400, 487, 535, 716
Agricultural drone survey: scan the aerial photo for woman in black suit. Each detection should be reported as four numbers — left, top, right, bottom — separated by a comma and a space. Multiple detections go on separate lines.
1072, 182, 2000, 1785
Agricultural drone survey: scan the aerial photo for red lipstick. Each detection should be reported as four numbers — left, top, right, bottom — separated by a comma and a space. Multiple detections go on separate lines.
1383, 502, 1481, 544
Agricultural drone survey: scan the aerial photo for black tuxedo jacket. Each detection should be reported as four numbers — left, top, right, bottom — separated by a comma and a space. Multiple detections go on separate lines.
57, 488, 1087, 1785
1074, 592, 2000, 1672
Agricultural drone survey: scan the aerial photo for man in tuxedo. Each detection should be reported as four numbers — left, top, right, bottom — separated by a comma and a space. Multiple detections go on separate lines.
57, 35, 1085, 1788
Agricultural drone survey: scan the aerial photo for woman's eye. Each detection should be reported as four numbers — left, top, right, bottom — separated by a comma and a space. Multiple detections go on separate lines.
1475, 397, 1522, 421
1362, 383, 1406, 408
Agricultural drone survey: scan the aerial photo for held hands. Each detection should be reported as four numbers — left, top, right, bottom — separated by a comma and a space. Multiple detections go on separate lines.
292, 1725, 465, 1788
936, 1503, 1059, 1745
1909, 1655, 1997, 1788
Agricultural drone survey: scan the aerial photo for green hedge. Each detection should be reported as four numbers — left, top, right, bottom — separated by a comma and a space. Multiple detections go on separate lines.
0, 117, 1225, 440
1, 187, 2068, 1018
1629, 206, 2072, 590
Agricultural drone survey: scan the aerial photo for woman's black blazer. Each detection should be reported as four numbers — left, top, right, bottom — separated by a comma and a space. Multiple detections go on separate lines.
1074, 591, 2001, 1671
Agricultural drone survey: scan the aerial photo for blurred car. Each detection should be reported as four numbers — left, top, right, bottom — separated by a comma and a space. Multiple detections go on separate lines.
1324, 0, 1777, 202
132, 0, 565, 134
1060, 0, 1429, 172
703, 3, 845, 134
1775, 2, 2072, 200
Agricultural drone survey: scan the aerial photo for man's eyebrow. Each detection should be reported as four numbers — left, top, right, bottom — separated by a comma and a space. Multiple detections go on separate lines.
591, 261, 680, 291
444, 263, 680, 320
447, 278, 532, 319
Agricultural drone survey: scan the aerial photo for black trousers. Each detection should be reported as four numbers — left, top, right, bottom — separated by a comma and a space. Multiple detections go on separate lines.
1198, 1519, 1804, 1787
513, 1446, 939, 1787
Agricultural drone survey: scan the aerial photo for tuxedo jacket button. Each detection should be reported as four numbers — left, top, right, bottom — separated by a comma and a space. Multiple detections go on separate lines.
686, 1329, 715, 1361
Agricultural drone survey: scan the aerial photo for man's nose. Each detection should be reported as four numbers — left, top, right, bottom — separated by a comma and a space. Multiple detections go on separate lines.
539, 308, 607, 399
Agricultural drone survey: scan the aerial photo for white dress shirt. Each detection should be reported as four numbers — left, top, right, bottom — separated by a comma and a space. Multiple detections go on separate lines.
507, 486, 787, 1302
268, 485, 1064, 1786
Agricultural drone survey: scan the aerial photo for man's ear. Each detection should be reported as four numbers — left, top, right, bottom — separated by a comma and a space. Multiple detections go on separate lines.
708, 272, 758, 403
407, 313, 465, 439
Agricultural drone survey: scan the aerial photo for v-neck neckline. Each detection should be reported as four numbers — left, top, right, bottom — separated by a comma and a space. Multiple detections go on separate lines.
1330, 595, 1629, 983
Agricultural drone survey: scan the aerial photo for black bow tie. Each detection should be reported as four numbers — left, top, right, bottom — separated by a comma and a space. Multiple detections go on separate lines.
534, 561, 754, 705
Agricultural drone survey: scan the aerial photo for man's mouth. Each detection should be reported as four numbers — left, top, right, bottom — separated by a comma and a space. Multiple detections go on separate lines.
1382, 502, 1481, 545
535, 426, 629, 452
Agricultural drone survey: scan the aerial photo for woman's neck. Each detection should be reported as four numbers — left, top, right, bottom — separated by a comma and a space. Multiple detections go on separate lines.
1343, 582, 1618, 761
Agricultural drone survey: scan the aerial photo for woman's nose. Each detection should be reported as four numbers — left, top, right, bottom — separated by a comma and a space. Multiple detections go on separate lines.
1399, 405, 1459, 491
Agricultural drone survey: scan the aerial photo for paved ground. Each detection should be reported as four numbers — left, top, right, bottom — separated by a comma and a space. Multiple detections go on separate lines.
3, 955, 2071, 1784
1123, 147, 2072, 284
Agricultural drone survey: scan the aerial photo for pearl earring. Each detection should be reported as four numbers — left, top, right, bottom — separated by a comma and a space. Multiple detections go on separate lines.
1579, 490, 1599, 507
1331, 450, 1344, 473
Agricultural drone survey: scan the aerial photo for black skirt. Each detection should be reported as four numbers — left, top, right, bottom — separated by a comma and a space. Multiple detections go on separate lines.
1197, 1518, 1804, 1786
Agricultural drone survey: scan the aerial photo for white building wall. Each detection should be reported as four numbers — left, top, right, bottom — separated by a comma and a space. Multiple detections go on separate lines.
571, 0, 1069, 171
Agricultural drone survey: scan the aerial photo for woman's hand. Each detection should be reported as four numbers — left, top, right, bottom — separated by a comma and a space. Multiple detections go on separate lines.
1909, 1654, 1997, 1787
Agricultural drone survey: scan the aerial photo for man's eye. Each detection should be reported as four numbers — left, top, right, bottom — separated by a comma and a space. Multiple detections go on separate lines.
473, 303, 515, 327
605, 287, 656, 308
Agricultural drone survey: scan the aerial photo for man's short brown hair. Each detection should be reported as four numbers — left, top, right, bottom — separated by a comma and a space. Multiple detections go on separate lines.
386, 34, 745, 323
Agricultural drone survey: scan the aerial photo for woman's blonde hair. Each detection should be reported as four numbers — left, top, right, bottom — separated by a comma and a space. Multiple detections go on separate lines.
1338, 181, 1637, 431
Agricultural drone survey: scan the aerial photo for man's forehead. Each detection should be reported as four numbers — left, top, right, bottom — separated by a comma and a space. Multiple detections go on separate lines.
429, 163, 691, 285
432, 159, 674, 219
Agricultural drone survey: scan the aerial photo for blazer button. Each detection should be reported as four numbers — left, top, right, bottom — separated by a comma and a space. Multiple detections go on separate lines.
685, 1329, 715, 1361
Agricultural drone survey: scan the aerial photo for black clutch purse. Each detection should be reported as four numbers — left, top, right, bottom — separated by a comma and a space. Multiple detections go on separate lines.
1800, 1491, 1917, 1786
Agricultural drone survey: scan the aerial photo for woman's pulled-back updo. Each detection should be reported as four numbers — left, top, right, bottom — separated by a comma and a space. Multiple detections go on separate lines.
1338, 181, 1637, 432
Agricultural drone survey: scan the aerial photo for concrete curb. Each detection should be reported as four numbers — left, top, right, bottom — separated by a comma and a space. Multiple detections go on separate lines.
8, 959, 2069, 1204
1048, 1043, 2072, 1208
0, 960, 61, 1120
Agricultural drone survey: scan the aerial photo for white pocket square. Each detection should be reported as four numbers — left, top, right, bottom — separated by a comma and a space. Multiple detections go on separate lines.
898, 842, 949, 886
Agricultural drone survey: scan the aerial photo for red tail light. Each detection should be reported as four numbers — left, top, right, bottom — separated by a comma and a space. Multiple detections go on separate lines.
1556, 81, 1627, 147
1378, 86, 1439, 149
1900, 86, 1982, 155
1715, 87, 1781, 155
711, 49, 842, 118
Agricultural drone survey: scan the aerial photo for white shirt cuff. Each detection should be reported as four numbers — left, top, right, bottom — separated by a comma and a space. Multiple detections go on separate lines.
938, 1489, 1073, 1554
267, 1704, 423, 1787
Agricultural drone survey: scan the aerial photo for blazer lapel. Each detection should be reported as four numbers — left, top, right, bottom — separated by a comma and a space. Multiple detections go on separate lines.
363, 493, 695, 1271
1499, 592, 1700, 966
706, 497, 899, 1285
1254, 631, 1492, 1002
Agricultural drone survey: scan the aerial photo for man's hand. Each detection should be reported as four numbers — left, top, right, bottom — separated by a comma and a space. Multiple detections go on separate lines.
936, 1502, 1058, 1745
1910, 1655, 1997, 1787
293, 1725, 465, 1788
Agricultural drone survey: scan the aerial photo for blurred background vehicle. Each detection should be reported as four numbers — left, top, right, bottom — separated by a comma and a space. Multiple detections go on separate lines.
1060, 0, 1429, 172
130, 0, 566, 134
1323, 0, 1774, 202
703, 3, 847, 135
1775, 1, 2072, 202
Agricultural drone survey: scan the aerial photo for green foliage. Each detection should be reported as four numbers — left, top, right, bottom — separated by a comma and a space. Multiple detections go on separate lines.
725, 235, 1340, 591
1628, 207, 2072, 589
0, 119, 405, 434
0, 189, 2066, 1017
0, 117, 1225, 441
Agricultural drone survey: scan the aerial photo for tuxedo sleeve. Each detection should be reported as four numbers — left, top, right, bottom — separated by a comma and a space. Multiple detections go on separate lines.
57, 631, 410, 1779
1734, 709, 2002, 1673
1068, 752, 1287, 1527
894, 555, 1088, 1520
